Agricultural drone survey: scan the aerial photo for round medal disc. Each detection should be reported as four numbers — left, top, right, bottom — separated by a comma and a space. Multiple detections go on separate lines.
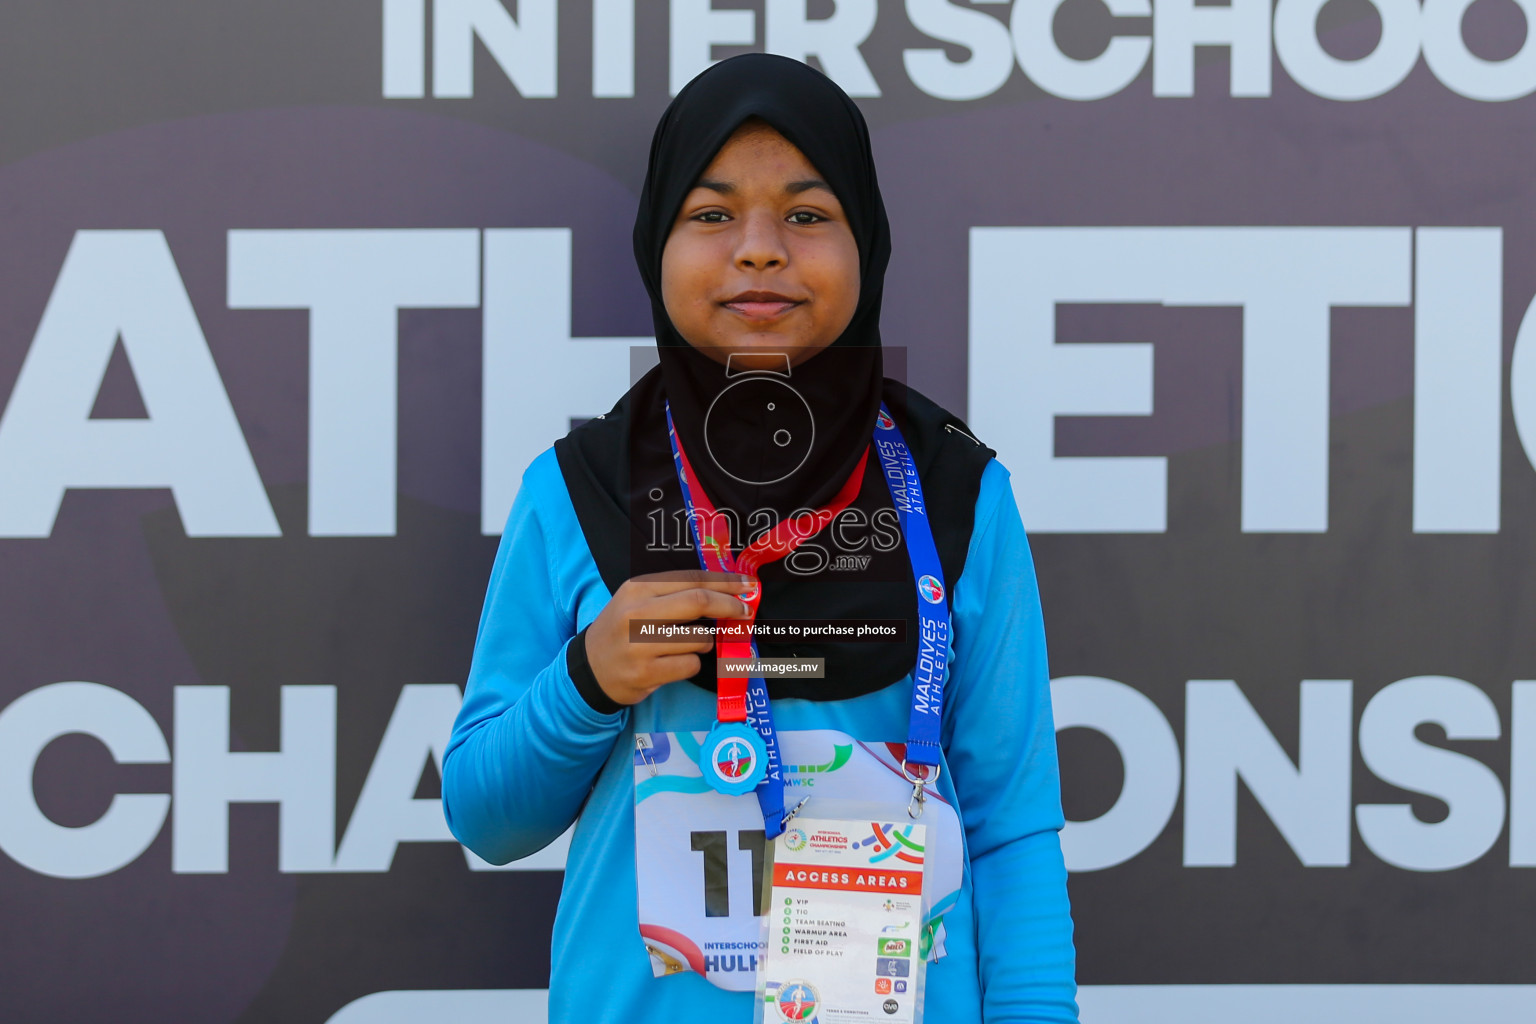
698, 722, 769, 796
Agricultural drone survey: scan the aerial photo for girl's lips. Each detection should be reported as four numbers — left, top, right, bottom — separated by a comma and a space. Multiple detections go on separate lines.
723, 300, 799, 320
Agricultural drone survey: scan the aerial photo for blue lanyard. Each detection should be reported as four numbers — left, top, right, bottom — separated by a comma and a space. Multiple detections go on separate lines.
666, 402, 951, 837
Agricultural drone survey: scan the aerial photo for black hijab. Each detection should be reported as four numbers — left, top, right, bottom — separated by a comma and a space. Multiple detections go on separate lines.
635, 53, 888, 523
556, 54, 995, 706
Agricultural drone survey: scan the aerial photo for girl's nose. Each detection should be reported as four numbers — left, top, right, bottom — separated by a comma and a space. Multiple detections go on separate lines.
734, 211, 788, 270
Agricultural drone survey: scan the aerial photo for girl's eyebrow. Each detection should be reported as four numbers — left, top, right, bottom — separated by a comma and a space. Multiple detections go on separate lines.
691, 178, 833, 195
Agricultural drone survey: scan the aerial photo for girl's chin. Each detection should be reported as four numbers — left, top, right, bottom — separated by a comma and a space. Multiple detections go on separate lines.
685, 337, 834, 369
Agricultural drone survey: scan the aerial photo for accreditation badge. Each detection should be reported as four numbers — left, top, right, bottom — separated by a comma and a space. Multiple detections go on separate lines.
755, 817, 929, 1024
632, 730, 962, 994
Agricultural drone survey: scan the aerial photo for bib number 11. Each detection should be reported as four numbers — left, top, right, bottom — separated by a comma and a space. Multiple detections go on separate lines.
690, 829, 766, 918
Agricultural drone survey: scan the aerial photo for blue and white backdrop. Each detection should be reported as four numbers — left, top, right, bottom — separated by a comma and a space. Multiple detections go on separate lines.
2, 1, 1536, 1020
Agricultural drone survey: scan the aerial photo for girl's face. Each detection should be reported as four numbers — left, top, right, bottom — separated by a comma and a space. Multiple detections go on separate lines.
660, 121, 861, 370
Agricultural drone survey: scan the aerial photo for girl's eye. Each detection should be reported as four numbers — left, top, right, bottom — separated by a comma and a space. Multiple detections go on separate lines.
788, 211, 824, 225
694, 210, 729, 223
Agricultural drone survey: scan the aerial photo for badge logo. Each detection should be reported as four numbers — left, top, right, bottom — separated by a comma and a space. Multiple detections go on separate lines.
875, 978, 892, 994
784, 828, 809, 852
697, 723, 769, 796
876, 409, 895, 431
776, 980, 820, 1021
917, 574, 944, 604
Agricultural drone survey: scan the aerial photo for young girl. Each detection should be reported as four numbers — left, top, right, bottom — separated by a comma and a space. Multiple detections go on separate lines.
444, 53, 1078, 1023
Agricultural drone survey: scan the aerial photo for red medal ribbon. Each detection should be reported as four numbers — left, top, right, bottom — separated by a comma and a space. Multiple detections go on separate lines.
671, 436, 870, 723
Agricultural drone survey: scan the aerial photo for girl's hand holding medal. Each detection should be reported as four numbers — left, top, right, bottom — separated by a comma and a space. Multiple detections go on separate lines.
584, 570, 756, 706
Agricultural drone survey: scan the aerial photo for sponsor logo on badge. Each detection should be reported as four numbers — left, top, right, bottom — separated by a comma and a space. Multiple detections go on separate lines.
784, 828, 809, 852
875, 978, 892, 995
876, 410, 895, 431
883, 998, 900, 1014
878, 937, 911, 957
776, 980, 820, 1021
894, 981, 908, 993
917, 574, 944, 604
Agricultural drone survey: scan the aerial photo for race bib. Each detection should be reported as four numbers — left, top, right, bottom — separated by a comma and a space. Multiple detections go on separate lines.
632, 729, 963, 992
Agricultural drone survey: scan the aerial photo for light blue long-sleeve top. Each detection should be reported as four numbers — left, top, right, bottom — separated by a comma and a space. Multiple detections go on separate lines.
443, 446, 1078, 1023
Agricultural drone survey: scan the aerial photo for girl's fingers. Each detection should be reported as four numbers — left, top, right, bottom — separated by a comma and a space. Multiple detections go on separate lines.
628, 570, 756, 588
589, 571, 755, 702
633, 637, 716, 656
648, 652, 704, 688
642, 587, 751, 623
624, 574, 757, 602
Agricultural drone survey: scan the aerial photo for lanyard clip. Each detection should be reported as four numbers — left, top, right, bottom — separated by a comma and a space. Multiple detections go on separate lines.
901, 760, 941, 820
907, 781, 925, 819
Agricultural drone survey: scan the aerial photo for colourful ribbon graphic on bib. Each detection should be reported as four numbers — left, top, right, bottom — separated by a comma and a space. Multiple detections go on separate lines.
862, 822, 926, 865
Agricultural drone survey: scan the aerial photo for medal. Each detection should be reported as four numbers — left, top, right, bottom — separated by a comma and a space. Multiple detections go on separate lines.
665, 401, 950, 837
697, 721, 769, 795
